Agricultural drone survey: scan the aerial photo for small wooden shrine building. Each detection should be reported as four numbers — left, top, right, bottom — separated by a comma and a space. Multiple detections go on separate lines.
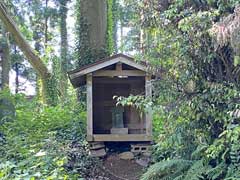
68, 54, 153, 142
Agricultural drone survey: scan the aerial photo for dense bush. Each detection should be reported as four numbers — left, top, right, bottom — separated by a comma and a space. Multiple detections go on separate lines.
142, 82, 240, 180
0, 90, 98, 180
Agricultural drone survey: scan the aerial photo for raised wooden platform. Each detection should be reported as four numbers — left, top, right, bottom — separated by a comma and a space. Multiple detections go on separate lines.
88, 134, 152, 142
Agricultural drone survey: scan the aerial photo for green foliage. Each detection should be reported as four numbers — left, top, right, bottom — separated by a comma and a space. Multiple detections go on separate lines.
2, 0, 240, 179
0, 89, 15, 122
183, 160, 209, 180
44, 74, 59, 106
145, 82, 240, 180
0, 90, 99, 179
126, 1, 240, 179
114, 95, 152, 114
141, 159, 193, 180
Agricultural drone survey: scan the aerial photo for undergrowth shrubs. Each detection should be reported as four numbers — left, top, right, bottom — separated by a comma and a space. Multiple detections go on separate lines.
142, 83, 240, 180
0, 90, 97, 180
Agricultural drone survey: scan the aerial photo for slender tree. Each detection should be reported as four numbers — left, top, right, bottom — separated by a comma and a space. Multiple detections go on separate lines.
27, 0, 58, 100
0, 2, 57, 105
59, 0, 69, 101
0, 24, 10, 88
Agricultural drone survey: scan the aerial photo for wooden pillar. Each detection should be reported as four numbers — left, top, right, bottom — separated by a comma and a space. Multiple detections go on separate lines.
145, 75, 152, 138
116, 62, 122, 72
87, 73, 93, 141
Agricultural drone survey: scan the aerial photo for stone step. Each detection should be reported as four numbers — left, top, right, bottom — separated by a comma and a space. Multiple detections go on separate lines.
90, 148, 106, 157
136, 157, 151, 167
89, 142, 105, 150
119, 151, 134, 160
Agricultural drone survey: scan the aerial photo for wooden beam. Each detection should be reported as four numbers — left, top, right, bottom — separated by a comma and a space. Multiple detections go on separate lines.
145, 75, 152, 137
87, 73, 93, 141
93, 70, 146, 77
92, 134, 152, 142
120, 57, 147, 72
70, 56, 147, 79
116, 62, 122, 71
93, 78, 144, 84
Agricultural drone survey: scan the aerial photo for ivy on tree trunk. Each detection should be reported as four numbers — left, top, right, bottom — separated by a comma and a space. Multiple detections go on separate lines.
75, 0, 109, 67
59, 0, 69, 101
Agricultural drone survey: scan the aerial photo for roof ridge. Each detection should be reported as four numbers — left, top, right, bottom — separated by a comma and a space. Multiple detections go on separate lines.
68, 53, 142, 75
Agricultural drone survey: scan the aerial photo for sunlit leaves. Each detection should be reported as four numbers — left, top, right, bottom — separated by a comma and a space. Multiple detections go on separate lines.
0, 91, 86, 179
210, 6, 240, 55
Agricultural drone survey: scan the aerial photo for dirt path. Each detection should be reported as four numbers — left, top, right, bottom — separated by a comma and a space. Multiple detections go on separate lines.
87, 154, 145, 180
103, 154, 144, 180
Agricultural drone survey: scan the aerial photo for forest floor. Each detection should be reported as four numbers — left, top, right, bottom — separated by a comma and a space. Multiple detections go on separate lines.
89, 153, 145, 180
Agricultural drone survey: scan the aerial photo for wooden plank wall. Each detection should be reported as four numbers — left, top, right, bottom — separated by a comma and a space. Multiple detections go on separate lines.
92, 76, 146, 134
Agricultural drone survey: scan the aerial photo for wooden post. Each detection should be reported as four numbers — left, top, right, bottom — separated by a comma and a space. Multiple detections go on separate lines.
116, 62, 122, 72
87, 73, 93, 141
145, 75, 152, 138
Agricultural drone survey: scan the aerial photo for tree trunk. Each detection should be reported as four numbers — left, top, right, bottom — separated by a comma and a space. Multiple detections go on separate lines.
13, 45, 19, 93
59, 0, 69, 101
0, 26, 10, 88
120, 20, 123, 53
107, 0, 114, 55
139, 8, 145, 54
112, 0, 118, 53
0, 2, 56, 105
75, 0, 109, 100
15, 62, 19, 93
44, 0, 49, 49
76, 0, 108, 67
33, 22, 43, 101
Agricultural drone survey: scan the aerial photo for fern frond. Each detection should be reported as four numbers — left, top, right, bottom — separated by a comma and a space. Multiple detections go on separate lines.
174, 174, 185, 180
225, 165, 240, 180
191, 144, 208, 160
206, 162, 226, 180
141, 159, 193, 180
183, 160, 208, 180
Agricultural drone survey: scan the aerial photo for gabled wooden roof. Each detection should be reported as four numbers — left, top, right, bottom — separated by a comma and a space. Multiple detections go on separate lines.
68, 53, 149, 87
